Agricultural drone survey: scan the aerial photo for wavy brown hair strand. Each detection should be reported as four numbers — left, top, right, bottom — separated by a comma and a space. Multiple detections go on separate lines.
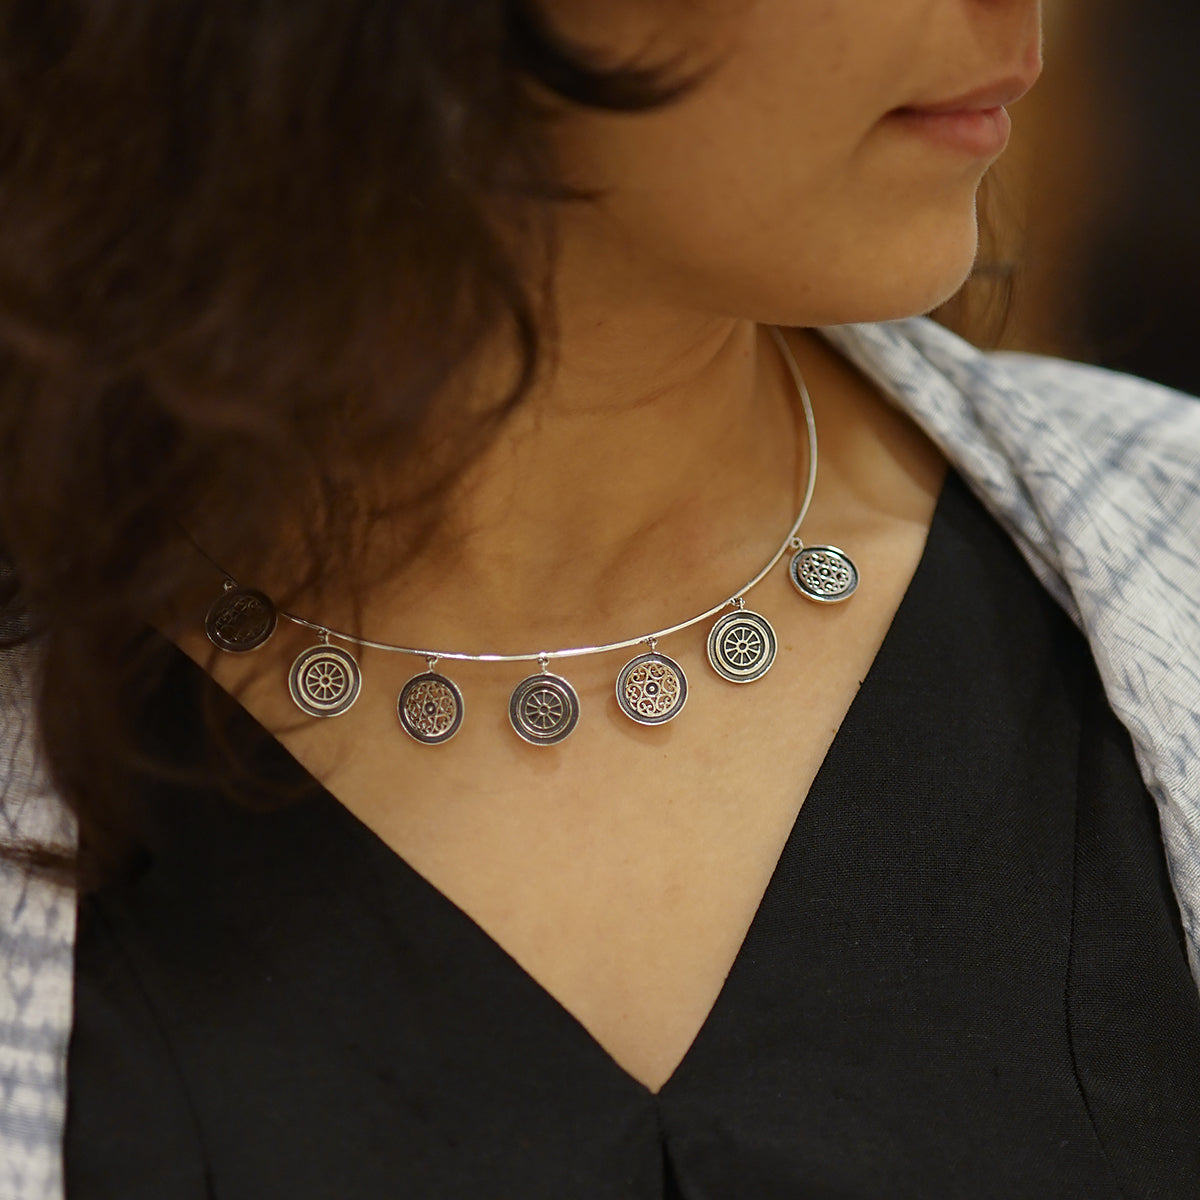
0, 0, 699, 885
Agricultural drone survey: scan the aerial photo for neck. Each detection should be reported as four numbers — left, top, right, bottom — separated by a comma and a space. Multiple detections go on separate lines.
370, 313, 803, 653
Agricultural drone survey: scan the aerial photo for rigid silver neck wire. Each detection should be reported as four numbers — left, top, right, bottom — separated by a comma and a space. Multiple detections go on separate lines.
278, 325, 820, 665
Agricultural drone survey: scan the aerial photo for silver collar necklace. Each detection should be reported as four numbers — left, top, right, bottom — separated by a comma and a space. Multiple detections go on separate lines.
202, 326, 859, 746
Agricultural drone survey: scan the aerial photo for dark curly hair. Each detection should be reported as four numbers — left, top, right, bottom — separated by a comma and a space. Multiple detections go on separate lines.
0, 0, 700, 883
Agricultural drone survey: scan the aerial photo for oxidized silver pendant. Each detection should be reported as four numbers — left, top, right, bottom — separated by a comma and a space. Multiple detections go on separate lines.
707, 608, 777, 683
615, 650, 688, 726
204, 583, 278, 652
789, 545, 859, 603
509, 671, 580, 746
398, 669, 465, 745
288, 642, 362, 718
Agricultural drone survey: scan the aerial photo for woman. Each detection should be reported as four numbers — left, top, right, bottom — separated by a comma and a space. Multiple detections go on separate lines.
1, 1, 1199, 1196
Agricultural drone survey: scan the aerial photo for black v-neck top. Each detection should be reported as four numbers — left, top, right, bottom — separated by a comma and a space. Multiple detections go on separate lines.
65, 473, 1200, 1199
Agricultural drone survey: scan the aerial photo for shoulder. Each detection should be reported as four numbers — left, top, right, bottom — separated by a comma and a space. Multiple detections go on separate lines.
823, 318, 1200, 554
992, 346, 1200, 468
834, 315, 1200, 459
823, 319, 1200, 984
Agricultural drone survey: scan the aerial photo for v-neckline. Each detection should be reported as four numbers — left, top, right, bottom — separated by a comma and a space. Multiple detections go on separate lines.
233, 474, 957, 1098
162, 471, 957, 1099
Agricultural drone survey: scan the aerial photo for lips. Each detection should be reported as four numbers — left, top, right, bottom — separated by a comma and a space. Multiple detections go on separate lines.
887, 105, 1013, 157
886, 71, 1039, 158
900, 74, 1038, 118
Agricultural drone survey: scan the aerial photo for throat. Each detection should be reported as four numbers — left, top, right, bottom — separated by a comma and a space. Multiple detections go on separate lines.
350, 324, 803, 655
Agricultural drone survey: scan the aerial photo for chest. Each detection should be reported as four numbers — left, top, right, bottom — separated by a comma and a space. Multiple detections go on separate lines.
182, 408, 945, 1092
255, 534, 927, 1091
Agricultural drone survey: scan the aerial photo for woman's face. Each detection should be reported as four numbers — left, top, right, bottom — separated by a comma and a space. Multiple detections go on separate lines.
539, 0, 1043, 327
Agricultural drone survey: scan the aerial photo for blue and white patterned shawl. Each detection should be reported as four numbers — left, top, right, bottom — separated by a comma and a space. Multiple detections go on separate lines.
2, 316, 1199, 1198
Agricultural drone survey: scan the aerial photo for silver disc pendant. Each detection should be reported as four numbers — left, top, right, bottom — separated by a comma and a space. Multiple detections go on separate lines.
707, 609, 777, 683
204, 585, 277, 652
288, 643, 362, 718
509, 672, 580, 746
615, 652, 688, 726
789, 545, 859, 603
398, 671, 465, 745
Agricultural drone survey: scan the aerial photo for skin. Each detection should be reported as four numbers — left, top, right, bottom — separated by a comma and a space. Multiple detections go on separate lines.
188, 0, 1042, 1091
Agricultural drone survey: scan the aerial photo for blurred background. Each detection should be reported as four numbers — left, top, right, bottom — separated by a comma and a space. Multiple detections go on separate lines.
938, 0, 1200, 396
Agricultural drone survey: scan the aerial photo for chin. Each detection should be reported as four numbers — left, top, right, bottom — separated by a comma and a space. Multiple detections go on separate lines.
871, 246, 982, 323
877, 197, 985, 318
766, 203, 983, 329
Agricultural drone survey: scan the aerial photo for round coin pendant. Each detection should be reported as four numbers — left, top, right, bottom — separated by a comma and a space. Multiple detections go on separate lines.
204, 586, 278, 652
789, 545, 859, 604
288, 644, 362, 718
509, 672, 581, 746
706, 609, 778, 684
615, 652, 688, 726
397, 671, 465, 745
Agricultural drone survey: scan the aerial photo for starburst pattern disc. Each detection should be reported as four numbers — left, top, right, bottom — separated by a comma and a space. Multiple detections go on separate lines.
789, 545, 859, 603
508, 672, 580, 745
706, 609, 778, 683
288, 644, 362, 718
397, 671, 465, 744
615, 652, 688, 726
204, 586, 278, 652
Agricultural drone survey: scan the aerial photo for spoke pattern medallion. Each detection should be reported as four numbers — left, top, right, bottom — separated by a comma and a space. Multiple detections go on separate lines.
789, 545, 859, 603
398, 671, 465, 745
288, 644, 362, 718
706, 609, 778, 683
509, 673, 581, 746
615, 652, 688, 726
204, 586, 278, 652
